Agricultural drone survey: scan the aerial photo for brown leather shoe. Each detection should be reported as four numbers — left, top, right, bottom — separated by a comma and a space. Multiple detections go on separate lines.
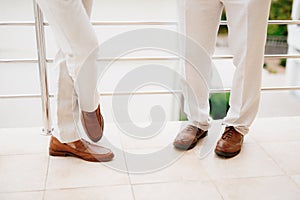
49, 136, 114, 162
173, 125, 208, 150
81, 105, 104, 142
215, 126, 244, 158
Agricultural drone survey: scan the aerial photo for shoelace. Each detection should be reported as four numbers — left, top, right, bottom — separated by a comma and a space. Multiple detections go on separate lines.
222, 127, 235, 140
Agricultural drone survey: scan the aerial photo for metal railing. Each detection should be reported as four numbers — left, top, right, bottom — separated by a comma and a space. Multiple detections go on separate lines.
33, 3, 52, 135
1, 2, 300, 134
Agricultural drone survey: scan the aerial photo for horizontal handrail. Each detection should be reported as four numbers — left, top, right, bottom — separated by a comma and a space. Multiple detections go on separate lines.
1, 20, 300, 26
0, 21, 36, 26
0, 94, 54, 99
100, 86, 300, 95
210, 86, 300, 93
1, 86, 300, 99
213, 54, 300, 59
220, 20, 300, 25
0, 21, 177, 26
0, 59, 38, 63
91, 21, 178, 26
1, 54, 300, 64
0, 57, 177, 63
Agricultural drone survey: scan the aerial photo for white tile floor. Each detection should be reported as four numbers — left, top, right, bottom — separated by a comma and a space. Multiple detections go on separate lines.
1, 117, 300, 200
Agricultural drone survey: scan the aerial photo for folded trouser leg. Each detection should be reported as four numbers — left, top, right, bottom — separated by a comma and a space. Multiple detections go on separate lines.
179, 0, 223, 131
36, 0, 99, 142
52, 52, 81, 142
223, 0, 271, 135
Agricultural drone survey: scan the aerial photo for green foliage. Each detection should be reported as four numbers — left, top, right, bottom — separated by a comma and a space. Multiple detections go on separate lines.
218, 10, 228, 34
268, 0, 293, 36
218, 1, 293, 36
179, 113, 188, 121
269, 0, 293, 20
209, 93, 230, 120
280, 58, 287, 67
179, 92, 230, 121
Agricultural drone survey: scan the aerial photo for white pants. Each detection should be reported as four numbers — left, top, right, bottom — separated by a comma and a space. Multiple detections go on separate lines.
179, 0, 271, 135
36, 0, 99, 142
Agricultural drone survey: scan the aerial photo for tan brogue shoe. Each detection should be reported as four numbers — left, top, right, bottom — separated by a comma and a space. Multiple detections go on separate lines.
49, 136, 114, 162
173, 125, 208, 150
81, 105, 104, 142
215, 126, 244, 158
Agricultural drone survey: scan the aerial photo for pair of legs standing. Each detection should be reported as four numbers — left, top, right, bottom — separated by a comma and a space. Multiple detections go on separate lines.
174, 0, 271, 157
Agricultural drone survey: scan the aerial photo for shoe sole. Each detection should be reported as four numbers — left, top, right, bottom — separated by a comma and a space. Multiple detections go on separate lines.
49, 149, 113, 162
214, 149, 241, 158
174, 131, 208, 150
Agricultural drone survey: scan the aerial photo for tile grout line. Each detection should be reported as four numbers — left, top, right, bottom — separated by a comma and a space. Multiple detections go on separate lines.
129, 182, 136, 200
193, 124, 226, 200
288, 174, 300, 189
43, 183, 132, 192
129, 179, 217, 186
124, 160, 136, 200
252, 135, 291, 175
197, 159, 226, 200
250, 136, 300, 189
42, 154, 51, 200
208, 174, 292, 182
0, 190, 45, 194
128, 179, 227, 200
0, 152, 48, 157
119, 132, 136, 200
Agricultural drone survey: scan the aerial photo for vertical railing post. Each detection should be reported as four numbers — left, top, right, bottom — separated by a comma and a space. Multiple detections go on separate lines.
33, 1, 52, 135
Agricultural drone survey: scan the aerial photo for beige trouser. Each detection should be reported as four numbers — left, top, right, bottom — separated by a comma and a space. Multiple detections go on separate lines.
36, 0, 99, 142
179, 0, 271, 134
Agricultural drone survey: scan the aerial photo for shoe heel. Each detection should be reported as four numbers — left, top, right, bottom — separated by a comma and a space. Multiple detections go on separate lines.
49, 149, 69, 157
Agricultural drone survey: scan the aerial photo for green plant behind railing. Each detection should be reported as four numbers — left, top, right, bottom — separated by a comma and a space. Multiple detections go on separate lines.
180, 92, 230, 121
219, 0, 293, 36
209, 92, 230, 119
268, 0, 293, 36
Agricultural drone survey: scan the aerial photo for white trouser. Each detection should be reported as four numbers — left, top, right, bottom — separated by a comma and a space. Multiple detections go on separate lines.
36, 0, 99, 142
179, 0, 271, 135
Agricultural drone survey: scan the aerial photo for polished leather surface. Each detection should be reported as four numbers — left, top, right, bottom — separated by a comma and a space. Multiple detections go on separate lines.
215, 126, 244, 158
49, 136, 114, 162
81, 105, 104, 142
173, 125, 207, 150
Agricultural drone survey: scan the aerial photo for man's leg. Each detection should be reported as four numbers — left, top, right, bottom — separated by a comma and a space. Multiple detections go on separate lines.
36, 0, 113, 161
182, 0, 223, 130
223, 0, 271, 134
52, 51, 80, 143
37, 0, 104, 143
215, 0, 271, 158
174, 0, 223, 150
36, 0, 99, 112
45, 0, 94, 143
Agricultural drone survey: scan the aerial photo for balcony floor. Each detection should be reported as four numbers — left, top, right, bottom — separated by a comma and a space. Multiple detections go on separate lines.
1, 117, 300, 200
